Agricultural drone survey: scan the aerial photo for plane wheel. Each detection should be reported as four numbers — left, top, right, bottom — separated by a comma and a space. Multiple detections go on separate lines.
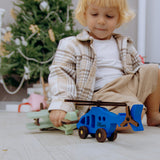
96, 128, 107, 142
108, 131, 117, 141
78, 126, 88, 139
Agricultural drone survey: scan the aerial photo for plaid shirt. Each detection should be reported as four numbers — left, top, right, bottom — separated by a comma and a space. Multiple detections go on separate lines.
48, 30, 142, 113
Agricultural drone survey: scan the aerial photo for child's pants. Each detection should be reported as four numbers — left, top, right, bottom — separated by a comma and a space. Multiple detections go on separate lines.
92, 64, 159, 114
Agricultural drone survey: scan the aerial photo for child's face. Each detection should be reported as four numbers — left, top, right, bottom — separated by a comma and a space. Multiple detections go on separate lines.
85, 3, 119, 40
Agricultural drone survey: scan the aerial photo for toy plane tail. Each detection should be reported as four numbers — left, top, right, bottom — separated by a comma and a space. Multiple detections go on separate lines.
130, 104, 144, 131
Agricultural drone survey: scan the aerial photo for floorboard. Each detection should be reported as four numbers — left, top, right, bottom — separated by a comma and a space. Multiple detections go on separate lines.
0, 111, 160, 160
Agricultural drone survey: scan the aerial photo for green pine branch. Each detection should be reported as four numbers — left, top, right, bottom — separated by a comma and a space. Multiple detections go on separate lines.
0, 0, 80, 87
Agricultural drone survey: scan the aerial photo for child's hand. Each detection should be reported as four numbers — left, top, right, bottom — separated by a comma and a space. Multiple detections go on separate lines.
49, 110, 66, 127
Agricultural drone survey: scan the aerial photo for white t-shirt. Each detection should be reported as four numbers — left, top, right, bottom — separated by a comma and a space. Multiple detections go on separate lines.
93, 36, 124, 91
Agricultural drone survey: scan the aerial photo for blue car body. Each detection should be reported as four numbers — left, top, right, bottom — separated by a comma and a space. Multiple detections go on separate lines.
77, 104, 144, 139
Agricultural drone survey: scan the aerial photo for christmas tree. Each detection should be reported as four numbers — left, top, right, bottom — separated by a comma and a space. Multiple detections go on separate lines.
0, 0, 79, 93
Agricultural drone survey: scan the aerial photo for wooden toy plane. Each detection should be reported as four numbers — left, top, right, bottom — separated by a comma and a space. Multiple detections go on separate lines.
26, 103, 78, 135
26, 99, 144, 140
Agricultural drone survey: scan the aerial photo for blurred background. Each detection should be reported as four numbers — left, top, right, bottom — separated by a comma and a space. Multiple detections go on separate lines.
0, 0, 160, 104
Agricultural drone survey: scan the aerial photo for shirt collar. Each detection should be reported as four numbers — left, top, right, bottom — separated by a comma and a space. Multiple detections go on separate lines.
76, 29, 122, 42
76, 29, 93, 42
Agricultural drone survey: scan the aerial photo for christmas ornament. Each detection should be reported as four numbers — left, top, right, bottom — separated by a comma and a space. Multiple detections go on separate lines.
65, 24, 71, 31
6, 26, 11, 32
29, 24, 40, 34
24, 66, 30, 80
11, 8, 17, 20
21, 36, 28, 46
1, 28, 6, 34
0, 8, 5, 52
15, 38, 21, 45
0, 43, 6, 56
3, 31, 12, 42
39, 1, 50, 12
0, 42, 8, 56
48, 29, 55, 42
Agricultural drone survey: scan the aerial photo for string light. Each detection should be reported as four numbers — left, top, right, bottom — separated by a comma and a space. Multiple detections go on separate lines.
0, 47, 54, 94
1, 67, 26, 95
45, 11, 63, 23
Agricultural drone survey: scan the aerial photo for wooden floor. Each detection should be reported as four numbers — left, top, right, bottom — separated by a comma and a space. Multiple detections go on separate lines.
1, 111, 160, 160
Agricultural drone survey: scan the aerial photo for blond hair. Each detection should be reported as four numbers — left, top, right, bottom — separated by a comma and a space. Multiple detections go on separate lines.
75, 0, 135, 28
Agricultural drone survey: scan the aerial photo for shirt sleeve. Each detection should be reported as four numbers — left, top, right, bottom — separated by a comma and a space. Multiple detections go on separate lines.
127, 39, 143, 72
119, 36, 143, 74
48, 38, 77, 112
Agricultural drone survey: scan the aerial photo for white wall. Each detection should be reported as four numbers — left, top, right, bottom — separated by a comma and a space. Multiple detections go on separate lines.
1, 0, 138, 46
145, 0, 160, 63
117, 0, 138, 46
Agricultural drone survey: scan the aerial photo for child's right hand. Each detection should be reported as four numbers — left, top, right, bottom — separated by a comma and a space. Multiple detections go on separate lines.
49, 110, 66, 127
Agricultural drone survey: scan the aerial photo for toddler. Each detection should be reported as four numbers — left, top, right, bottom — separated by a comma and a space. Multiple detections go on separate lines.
48, 0, 160, 129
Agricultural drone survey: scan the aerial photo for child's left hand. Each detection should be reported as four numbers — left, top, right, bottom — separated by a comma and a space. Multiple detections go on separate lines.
49, 110, 66, 127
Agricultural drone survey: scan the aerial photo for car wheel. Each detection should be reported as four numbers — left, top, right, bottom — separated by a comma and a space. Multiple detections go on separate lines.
95, 128, 107, 142
78, 126, 88, 139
